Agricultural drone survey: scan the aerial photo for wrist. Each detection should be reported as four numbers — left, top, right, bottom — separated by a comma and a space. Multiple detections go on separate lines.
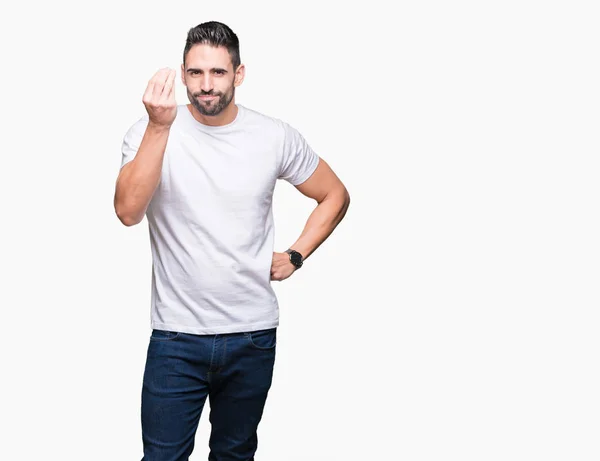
285, 249, 304, 269
147, 121, 172, 134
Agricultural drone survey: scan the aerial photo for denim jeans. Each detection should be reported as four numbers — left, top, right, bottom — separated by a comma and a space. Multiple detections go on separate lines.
140, 327, 277, 461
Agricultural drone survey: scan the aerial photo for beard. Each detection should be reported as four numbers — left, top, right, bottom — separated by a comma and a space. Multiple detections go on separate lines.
188, 84, 235, 116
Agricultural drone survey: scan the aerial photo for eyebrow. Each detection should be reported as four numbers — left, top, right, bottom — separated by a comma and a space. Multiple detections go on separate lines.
186, 68, 228, 73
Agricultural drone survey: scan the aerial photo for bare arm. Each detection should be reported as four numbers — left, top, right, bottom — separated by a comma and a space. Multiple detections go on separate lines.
270, 157, 350, 281
114, 68, 177, 226
290, 157, 350, 259
114, 124, 170, 226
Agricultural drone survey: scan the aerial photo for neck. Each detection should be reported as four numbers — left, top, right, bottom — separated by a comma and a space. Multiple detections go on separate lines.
187, 99, 238, 127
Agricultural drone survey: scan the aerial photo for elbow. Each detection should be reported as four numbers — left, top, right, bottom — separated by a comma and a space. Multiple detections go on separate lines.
118, 214, 141, 227
336, 186, 350, 210
323, 185, 350, 205
116, 210, 140, 227
342, 188, 351, 215
114, 202, 143, 227
325, 186, 350, 218
114, 177, 145, 226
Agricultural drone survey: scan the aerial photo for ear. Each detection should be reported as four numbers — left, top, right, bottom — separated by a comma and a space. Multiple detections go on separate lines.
234, 63, 246, 87
180, 63, 186, 86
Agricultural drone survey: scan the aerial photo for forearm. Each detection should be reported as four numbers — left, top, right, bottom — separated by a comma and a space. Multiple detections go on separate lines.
114, 124, 171, 226
288, 187, 350, 260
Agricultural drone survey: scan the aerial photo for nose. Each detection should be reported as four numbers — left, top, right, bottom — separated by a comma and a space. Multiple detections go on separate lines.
200, 74, 213, 93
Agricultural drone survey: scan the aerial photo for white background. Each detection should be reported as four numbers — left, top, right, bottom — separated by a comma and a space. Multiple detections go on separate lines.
1, 1, 599, 460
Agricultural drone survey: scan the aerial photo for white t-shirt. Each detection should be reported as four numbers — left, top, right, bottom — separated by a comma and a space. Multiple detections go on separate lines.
120, 104, 320, 334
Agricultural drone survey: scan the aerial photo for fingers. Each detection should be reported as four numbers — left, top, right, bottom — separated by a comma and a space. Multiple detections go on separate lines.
159, 70, 176, 103
142, 68, 178, 128
152, 68, 171, 100
142, 82, 155, 104
270, 253, 296, 281
142, 68, 172, 105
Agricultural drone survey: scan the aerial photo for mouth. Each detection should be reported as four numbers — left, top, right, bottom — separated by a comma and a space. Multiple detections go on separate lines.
198, 95, 217, 101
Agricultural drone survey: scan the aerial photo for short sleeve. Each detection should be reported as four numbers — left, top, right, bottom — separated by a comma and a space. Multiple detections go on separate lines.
278, 122, 320, 185
120, 115, 149, 169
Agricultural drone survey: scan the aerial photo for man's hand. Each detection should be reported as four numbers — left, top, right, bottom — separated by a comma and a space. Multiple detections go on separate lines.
143, 68, 177, 129
270, 252, 297, 281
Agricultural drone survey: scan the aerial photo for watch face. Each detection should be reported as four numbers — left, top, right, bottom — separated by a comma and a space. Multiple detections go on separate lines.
289, 250, 303, 266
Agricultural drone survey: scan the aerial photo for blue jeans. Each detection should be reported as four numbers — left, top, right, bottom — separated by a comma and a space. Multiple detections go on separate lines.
140, 328, 277, 461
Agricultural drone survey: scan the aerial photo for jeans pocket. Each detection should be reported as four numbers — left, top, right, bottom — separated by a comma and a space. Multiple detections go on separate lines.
150, 329, 181, 341
246, 328, 277, 350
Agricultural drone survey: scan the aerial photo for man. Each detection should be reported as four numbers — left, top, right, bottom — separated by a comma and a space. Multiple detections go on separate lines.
114, 21, 350, 461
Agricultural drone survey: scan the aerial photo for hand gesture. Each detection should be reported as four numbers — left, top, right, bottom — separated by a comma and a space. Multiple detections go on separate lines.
142, 68, 177, 129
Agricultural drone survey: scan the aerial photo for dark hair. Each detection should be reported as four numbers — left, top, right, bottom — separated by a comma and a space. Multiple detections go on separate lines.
183, 21, 241, 70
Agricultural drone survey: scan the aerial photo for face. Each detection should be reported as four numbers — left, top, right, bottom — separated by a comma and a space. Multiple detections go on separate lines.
181, 44, 245, 117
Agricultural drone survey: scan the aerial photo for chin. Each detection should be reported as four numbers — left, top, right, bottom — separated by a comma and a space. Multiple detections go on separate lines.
204, 107, 224, 116
192, 101, 223, 117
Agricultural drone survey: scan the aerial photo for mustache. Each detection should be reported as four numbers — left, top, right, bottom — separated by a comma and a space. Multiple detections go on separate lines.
193, 91, 221, 97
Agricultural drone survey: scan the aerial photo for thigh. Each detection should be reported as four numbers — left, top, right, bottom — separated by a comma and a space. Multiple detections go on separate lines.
207, 328, 277, 461
141, 330, 210, 461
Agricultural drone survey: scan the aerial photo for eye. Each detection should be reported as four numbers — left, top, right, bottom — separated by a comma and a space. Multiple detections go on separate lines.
215, 70, 225, 75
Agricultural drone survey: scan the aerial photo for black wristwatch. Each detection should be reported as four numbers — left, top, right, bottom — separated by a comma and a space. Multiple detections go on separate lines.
285, 249, 304, 269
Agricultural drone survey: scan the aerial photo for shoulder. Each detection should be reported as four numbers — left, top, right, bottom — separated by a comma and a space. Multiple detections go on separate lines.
238, 104, 295, 136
